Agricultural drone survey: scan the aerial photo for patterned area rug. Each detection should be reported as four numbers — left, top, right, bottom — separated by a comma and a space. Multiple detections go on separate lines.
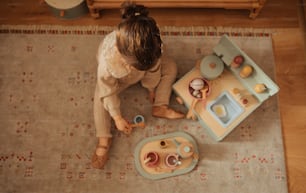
0, 25, 287, 193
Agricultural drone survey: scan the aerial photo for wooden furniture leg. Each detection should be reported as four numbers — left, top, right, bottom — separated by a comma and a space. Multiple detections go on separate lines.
86, 0, 100, 18
249, 0, 266, 19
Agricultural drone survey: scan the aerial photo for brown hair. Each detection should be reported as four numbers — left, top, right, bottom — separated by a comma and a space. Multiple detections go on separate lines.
116, 1, 162, 71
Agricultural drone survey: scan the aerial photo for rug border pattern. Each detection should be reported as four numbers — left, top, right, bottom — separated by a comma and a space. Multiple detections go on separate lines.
0, 25, 273, 37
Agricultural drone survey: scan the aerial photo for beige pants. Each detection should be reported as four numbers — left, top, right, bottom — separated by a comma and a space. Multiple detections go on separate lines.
94, 57, 178, 138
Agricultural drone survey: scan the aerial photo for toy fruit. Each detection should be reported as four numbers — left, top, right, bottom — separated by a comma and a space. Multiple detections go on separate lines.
231, 55, 244, 68
232, 88, 240, 94
254, 83, 267, 93
242, 98, 248, 105
239, 65, 253, 78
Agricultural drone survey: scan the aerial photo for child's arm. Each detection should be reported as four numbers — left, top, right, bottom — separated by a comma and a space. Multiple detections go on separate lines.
113, 115, 133, 135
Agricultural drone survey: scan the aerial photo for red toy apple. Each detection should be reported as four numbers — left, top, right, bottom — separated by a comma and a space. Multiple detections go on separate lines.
231, 55, 244, 68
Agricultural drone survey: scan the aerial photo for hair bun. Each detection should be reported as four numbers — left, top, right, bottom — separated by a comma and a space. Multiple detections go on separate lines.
120, 1, 149, 19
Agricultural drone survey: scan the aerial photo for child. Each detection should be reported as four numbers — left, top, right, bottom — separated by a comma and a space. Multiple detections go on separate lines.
92, 1, 184, 169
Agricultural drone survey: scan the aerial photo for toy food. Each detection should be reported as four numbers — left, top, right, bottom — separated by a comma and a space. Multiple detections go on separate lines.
239, 65, 253, 78
254, 83, 267, 93
241, 98, 248, 105
231, 55, 244, 68
209, 63, 216, 69
212, 104, 227, 118
232, 88, 240, 94
189, 78, 205, 90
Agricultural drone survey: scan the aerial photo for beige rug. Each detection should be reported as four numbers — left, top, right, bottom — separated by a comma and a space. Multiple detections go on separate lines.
0, 25, 287, 193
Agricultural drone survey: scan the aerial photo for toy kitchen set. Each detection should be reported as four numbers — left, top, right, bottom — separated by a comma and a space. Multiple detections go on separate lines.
173, 35, 279, 141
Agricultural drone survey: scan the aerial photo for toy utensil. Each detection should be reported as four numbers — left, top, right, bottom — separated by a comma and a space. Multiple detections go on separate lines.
186, 98, 200, 120
130, 121, 145, 128
200, 88, 208, 107
143, 157, 152, 164
130, 115, 145, 128
186, 87, 208, 120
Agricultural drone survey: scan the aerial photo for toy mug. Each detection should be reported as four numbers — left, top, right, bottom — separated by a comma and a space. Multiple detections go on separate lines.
165, 153, 180, 168
143, 152, 159, 167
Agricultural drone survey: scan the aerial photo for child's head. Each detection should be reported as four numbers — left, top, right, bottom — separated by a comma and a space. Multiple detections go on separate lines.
116, 1, 162, 71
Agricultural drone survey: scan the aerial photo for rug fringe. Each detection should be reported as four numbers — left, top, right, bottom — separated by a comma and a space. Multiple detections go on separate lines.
0, 24, 275, 37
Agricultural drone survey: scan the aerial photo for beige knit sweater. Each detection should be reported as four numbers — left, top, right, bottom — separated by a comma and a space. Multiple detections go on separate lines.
95, 31, 161, 117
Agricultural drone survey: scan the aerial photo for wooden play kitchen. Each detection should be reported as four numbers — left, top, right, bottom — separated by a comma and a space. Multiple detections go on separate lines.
134, 131, 199, 180
173, 35, 279, 141
86, 0, 267, 19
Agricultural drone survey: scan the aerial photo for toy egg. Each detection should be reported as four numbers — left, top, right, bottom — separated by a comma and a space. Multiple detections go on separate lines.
190, 78, 205, 90
239, 65, 253, 78
254, 83, 267, 93
212, 104, 227, 118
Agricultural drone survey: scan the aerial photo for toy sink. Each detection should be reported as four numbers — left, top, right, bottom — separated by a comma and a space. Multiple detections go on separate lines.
207, 91, 244, 127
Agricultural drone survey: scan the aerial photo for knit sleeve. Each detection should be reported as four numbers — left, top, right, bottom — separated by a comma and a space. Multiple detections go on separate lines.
95, 32, 123, 118
96, 65, 121, 117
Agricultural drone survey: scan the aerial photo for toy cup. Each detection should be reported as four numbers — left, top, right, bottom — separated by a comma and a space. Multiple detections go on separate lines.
143, 152, 159, 167
165, 153, 180, 169
159, 140, 168, 149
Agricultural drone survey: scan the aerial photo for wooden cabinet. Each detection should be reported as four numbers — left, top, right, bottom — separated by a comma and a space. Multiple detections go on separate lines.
86, 0, 267, 19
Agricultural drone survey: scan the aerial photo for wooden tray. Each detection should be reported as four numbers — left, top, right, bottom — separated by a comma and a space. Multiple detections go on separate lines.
134, 131, 199, 180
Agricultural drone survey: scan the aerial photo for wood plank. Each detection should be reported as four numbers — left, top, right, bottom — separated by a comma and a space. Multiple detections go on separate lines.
0, 0, 299, 28
272, 28, 306, 193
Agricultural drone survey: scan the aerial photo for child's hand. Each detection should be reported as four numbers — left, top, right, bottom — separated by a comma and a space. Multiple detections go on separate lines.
113, 115, 133, 135
148, 90, 155, 104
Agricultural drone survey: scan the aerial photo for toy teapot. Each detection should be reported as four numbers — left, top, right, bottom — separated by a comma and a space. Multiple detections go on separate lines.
173, 139, 194, 159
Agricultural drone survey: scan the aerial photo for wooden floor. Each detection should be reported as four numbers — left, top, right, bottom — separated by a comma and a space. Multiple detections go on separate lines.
1, 0, 306, 192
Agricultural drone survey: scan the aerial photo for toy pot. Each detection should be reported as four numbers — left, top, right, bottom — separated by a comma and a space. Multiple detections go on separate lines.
143, 152, 159, 167
173, 139, 194, 159
165, 153, 180, 169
